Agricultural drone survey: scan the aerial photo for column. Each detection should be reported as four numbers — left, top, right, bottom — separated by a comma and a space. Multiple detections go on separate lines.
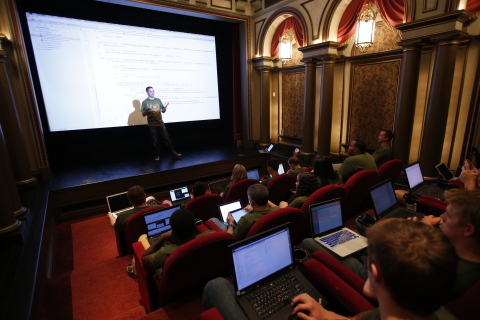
419, 37, 462, 176
258, 67, 271, 147
301, 58, 317, 155
0, 38, 36, 185
393, 43, 422, 164
316, 57, 335, 156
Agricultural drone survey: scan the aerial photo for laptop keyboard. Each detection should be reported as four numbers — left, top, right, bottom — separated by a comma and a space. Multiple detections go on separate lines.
246, 272, 310, 319
387, 209, 421, 219
414, 184, 446, 200
321, 230, 358, 248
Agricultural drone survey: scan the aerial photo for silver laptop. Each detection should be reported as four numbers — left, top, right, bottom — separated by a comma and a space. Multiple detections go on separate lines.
106, 191, 133, 219
143, 204, 181, 245
310, 198, 367, 258
208, 179, 229, 195
169, 186, 191, 205
218, 200, 242, 226
435, 162, 459, 182
247, 169, 260, 180
404, 162, 447, 200
258, 143, 274, 153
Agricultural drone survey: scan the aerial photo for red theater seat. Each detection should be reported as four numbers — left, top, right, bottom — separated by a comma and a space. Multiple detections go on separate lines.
224, 179, 259, 207
185, 193, 224, 222
267, 174, 297, 205
377, 159, 403, 184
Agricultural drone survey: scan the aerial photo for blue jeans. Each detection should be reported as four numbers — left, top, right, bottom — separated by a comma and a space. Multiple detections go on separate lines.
148, 125, 177, 156
202, 278, 248, 320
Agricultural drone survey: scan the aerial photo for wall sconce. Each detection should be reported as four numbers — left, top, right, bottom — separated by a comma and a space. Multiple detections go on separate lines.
279, 29, 295, 65
355, 3, 377, 54
0, 34, 9, 54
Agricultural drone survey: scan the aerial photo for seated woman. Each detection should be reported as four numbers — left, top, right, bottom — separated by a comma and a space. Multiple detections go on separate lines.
270, 172, 319, 209
312, 156, 343, 188
221, 164, 248, 199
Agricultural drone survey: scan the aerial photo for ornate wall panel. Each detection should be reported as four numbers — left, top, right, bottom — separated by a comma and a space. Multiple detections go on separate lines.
352, 22, 402, 56
348, 59, 401, 148
282, 70, 305, 138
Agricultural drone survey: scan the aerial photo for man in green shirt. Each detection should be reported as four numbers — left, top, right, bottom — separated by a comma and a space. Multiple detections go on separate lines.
372, 130, 393, 168
338, 139, 377, 182
287, 156, 307, 177
261, 158, 281, 186
141, 86, 182, 161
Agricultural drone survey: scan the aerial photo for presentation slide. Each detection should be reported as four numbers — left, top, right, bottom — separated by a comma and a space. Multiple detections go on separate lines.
25, 12, 221, 132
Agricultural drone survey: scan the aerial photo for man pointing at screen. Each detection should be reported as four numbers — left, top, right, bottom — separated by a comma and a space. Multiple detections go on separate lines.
141, 86, 182, 161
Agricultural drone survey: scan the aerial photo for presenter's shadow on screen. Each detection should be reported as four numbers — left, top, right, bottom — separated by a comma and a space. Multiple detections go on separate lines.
128, 100, 147, 126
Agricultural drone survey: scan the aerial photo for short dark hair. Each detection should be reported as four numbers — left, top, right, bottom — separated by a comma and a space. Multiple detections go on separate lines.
366, 219, 457, 316
170, 209, 195, 240
247, 184, 269, 206
146, 86, 153, 92
266, 158, 280, 171
288, 156, 300, 165
381, 130, 394, 142
191, 181, 206, 197
444, 188, 480, 245
313, 156, 337, 184
127, 185, 146, 206
353, 139, 367, 153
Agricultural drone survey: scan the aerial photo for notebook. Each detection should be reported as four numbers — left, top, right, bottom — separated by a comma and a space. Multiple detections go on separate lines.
106, 191, 133, 219
258, 143, 274, 153
169, 186, 191, 205
247, 169, 260, 180
208, 179, 229, 195
218, 200, 242, 225
435, 162, 459, 182
231, 223, 325, 320
143, 204, 181, 245
404, 162, 447, 200
369, 179, 424, 220
310, 198, 367, 258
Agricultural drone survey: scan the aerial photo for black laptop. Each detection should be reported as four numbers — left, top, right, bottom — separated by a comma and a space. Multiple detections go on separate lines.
230, 223, 326, 320
435, 162, 459, 182
143, 204, 181, 245
404, 162, 447, 200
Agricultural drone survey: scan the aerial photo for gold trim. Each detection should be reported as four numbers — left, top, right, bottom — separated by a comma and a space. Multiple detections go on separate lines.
0, 220, 22, 234
16, 177, 37, 185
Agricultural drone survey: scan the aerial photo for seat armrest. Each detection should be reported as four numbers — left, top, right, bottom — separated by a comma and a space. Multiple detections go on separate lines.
132, 242, 158, 313
205, 220, 224, 232
199, 307, 224, 320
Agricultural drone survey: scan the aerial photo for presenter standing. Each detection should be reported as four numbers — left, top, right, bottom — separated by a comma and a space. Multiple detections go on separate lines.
141, 86, 182, 160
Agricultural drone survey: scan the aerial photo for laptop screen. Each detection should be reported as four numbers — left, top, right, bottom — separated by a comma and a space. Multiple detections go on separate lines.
231, 225, 293, 291
369, 180, 397, 218
310, 199, 343, 237
169, 186, 190, 202
106, 192, 132, 213
143, 205, 180, 238
208, 179, 229, 194
278, 163, 285, 175
405, 162, 424, 189
230, 208, 247, 223
218, 200, 242, 221
247, 169, 260, 180
266, 144, 274, 152
436, 163, 454, 181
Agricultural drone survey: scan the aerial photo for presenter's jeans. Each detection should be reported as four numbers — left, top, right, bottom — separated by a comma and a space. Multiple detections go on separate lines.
148, 125, 177, 156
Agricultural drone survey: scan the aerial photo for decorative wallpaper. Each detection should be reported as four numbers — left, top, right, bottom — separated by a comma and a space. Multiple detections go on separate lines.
282, 71, 305, 138
349, 60, 401, 149
352, 22, 402, 56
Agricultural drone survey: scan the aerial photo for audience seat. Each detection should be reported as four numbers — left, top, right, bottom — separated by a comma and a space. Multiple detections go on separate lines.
377, 159, 403, 184
224, 179, 259, 207
444, 279, 480, 319
199, 307, 224, 320
449, 180, 464, 189
294, 185, 346, 245
303, 250, 376, 315
132, 231, 237, 313
185, 193, 224, 222
267, 174, 297, 205
303, 166, 313, 172
416, 195, 447, 216
342, 170, 378, 222
245, 207, 302, 244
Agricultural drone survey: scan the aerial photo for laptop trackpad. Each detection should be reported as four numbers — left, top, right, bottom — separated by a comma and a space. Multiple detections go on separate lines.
344, 239, 367, 251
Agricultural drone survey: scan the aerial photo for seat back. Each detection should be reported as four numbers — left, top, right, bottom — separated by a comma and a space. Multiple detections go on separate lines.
185, 193, 224, 221
295, 185, 346, 245
224, 179, 259, 206
245, 207, 302, 244
125, 205, 168, 254
377, 159, 404, 184
157, 232, 237, 307
445, 279, 480, 319
267, 174, 297, 205
342, 170, 378, 221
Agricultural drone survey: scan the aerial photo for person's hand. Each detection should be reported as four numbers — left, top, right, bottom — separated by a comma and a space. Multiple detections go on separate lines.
107, 212, 113, 219
160, 230, 173, 242
421, 215, 442, 227
460, 169, 478, 190
226, 212, 235, 225
162, 199, 172, 206
291, 294, 327, 320
162, 102, 169, 113
463, 159, 477, 171
244, 205, 253, 213
279, 201, 288, 208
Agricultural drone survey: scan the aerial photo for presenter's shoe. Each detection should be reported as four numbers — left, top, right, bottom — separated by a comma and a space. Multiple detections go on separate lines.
155, 156, 161, 161
173, 153, 182, 157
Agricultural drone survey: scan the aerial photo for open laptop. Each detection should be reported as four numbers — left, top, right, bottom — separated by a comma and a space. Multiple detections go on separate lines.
231, 223, 325, 320
404, 162, 447, 200
247, 169, 260, 180
169, 186, 191, 206
310, 198, 367, 258
218, 200, 242, 225
106, 191, 133, 219
208, 179, 229, 195
278, 163, 285, 175
258, 143, 274, 153
435, 162, 459, 182
369, 179, 424, 220
143, 204, 181, 245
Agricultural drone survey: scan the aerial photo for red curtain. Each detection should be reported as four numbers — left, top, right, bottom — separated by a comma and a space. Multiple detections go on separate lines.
377, 0, 404, 27
270, 17, 305, 58
467, 0, 480, 13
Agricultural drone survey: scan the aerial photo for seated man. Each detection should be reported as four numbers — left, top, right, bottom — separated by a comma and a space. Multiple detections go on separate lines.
372, 129, 393, 168
209, 184, 280, 240
287, 156, 307, 177
190, 180, 207, 198
203, 219, 457, 320
261, 158, 281, 186
338, 139, 377, 182
141, 209, 213, 279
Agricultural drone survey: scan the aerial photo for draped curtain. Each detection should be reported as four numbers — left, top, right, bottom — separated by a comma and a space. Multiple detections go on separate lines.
337, 0, 404, 43
271, 17, 305, 58
467, 0, 480, 13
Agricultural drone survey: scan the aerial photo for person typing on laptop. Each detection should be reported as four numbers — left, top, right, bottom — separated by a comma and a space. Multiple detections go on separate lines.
261, 158, 281, 186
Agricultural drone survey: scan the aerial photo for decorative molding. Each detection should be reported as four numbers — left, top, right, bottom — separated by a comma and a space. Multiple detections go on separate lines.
212, 0, 231, 9
423, 0, 438, 13
250, 0, 262, 12
196, 0, 208, 7
235, 0, 247, 13
300, 0, 328, 41
255, 19, 265, 54
298, 41, 341, 59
